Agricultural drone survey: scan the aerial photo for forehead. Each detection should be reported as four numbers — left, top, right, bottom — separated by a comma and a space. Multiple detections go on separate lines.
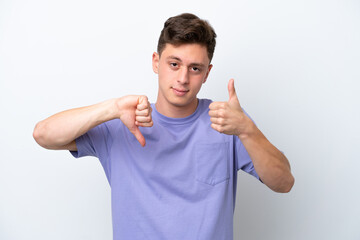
160, 43, 210, 65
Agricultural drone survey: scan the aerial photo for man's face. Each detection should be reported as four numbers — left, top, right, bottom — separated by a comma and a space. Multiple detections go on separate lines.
152, 43, 212, 116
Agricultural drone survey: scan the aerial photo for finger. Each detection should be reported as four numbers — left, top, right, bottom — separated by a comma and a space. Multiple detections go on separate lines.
228, 79, 237, 101
130, 127, 146, 147
137, 96, 150, 111
210, 117, 225, 125
208, 110, 218, 117
135, 108, 150, 116
137, 103, 149, 111
135, 115, 152, 123
208, 109, 226, 118
228, 79, 242, 109
136, 121, 153, 128
210, 123, 224, 133
209, 101, 226, 110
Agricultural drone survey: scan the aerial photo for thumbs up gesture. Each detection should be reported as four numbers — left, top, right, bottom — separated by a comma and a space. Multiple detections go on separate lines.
117, 95, 153, 147
209, 79, 253, 137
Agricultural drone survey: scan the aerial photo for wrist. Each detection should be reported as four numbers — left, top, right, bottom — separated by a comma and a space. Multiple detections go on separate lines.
237, 120, 259, 141
111, 97, 124, 119
94, 98, 122, 122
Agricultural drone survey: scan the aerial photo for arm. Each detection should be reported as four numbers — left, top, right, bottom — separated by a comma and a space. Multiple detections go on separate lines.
209, 79, 294, 193
33, 96, 153, 150
237, 123, 294, 193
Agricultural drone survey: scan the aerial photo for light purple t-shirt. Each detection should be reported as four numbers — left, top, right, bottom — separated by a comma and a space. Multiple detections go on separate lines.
71, 98, 260, 240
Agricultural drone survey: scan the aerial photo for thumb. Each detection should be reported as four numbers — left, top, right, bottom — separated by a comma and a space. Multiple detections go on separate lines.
228, 79, 237, 101
130, 126, 146, 147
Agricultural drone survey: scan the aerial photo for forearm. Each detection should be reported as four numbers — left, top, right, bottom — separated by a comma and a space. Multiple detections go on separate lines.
33, 98, 118, 150
208, 79, 294, 192
239, 123, 294, 193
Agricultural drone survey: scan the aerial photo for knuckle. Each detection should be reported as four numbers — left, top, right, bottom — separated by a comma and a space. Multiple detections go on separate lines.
142, 109, 149, 116
128, 125, 137, 132
218, 110, 225, 118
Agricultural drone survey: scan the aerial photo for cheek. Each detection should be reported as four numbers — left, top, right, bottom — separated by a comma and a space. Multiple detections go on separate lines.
158, 69, 174, 90
190, 77, 205, 93
158, 66, 173, 80
194, 74, 206, 85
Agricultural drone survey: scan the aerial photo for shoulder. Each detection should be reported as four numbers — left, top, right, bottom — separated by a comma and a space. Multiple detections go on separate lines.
196, 98, 212, 119
199, 98, 213, 105
198, 98, 213, 110
91, 119, 123, 138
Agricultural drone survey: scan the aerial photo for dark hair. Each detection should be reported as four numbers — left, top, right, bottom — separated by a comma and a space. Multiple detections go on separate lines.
157, 13, 217, 62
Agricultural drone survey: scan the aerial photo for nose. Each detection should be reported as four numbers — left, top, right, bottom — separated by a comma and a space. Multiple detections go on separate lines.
177, 67, 189, 84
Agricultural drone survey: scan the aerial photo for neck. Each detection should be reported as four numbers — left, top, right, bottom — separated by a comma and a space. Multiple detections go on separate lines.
155, 98, 199, 118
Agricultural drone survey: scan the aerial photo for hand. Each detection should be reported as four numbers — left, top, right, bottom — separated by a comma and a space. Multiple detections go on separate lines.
117, 95, 153, 147
209, 79, 253, 137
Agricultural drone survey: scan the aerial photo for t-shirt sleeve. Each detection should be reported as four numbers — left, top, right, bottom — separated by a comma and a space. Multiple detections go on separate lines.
70, 122, 110, 159
235, 109, 261, 181
69, 122, 113, 183
235, 136, 261, 180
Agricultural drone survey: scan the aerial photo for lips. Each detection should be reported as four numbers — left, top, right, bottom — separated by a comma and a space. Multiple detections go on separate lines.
172, 87, 189, 96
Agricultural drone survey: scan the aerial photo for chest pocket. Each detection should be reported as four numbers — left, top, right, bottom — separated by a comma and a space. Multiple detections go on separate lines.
195, 142, 230, 186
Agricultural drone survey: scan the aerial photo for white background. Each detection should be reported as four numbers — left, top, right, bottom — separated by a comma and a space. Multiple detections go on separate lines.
1, 0, 359, 239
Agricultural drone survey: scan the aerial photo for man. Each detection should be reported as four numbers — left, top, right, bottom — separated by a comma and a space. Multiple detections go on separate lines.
33, 13, 294, 240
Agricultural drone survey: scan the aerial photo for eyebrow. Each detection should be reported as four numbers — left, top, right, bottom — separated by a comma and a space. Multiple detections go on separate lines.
166, 55, 207, 68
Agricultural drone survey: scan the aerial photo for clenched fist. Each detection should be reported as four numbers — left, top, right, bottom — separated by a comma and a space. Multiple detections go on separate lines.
117, 95, 153, 147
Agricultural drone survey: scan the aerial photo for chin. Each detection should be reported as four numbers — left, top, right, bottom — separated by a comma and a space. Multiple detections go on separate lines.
170, 97, 197, 108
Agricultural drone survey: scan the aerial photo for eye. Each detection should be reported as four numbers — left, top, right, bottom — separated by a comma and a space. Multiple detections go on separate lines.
170, 62, 178, 67
191, 67, 201, 72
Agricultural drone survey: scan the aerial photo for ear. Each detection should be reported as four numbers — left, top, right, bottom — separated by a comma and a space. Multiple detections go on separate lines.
152, 52, 159, 74
202, 64, 213, 84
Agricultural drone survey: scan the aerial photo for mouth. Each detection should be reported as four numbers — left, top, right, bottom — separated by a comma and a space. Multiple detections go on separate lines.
172, 87, 189, 96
